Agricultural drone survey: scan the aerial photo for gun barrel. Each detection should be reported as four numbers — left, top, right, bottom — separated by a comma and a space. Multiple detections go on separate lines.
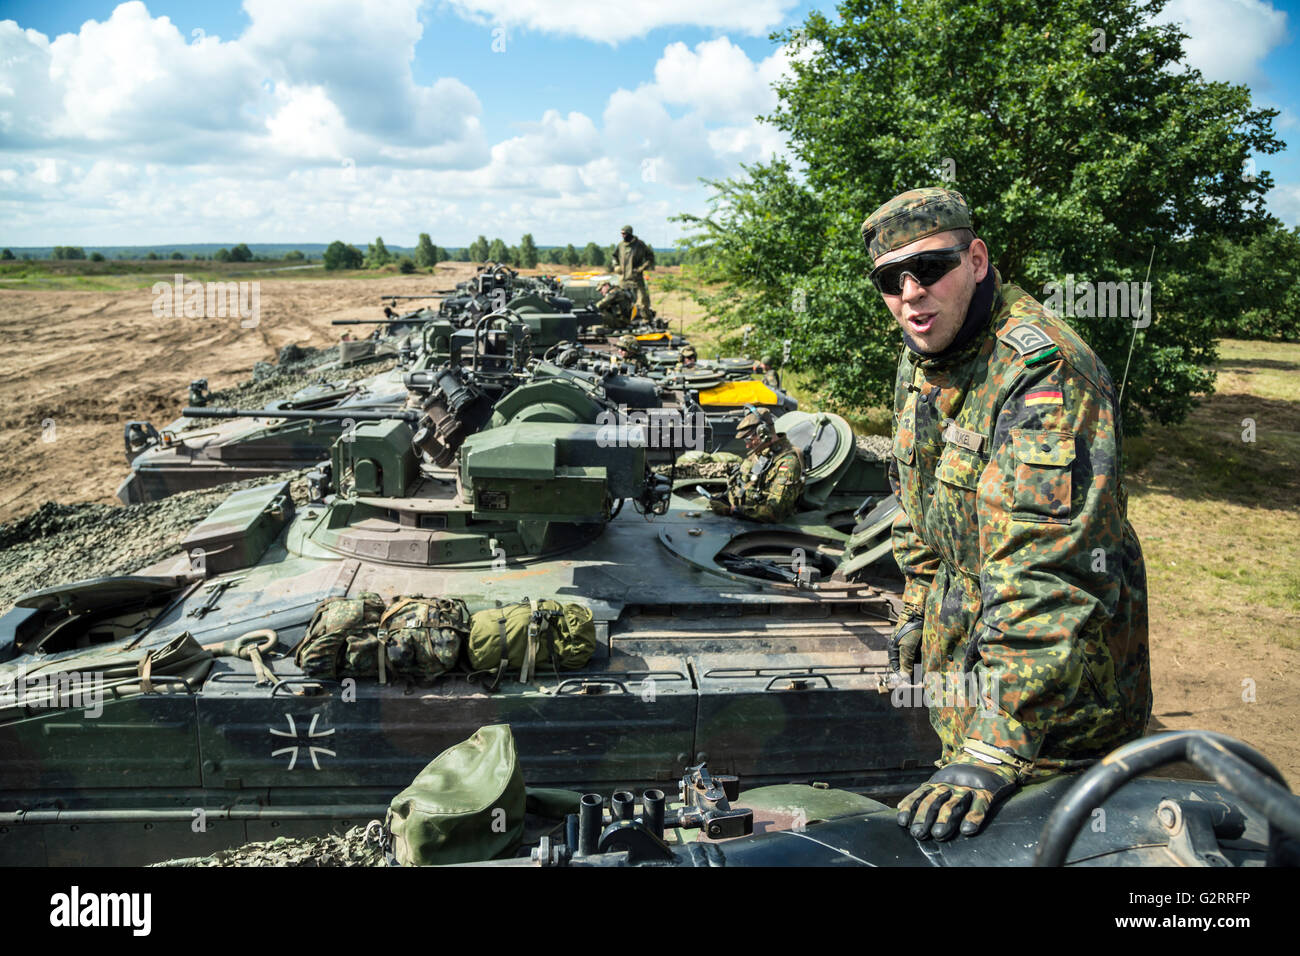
182, 406, 420, 422
331, 317, 440, 325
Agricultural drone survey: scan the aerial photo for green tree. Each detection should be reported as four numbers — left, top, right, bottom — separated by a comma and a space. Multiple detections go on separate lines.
170, 251, 184, 260
53, 246, 87, 260
398, 256, 417, 274
284, 250, 305, 262
469, 235, 490, 262
583, 242, 604, 267
414, 233, 439, 268
563, 244, 580, 267
323, 240, 364, 270
519, 233, 540, 269
364, 237, 392, 268
1205, 221, 1300, 341
507, 245, 521, 266
146, 251, 160, 261
213, 248, 232, 262
90, 251, 105, 262
679, 0, 1284, 432
229, 242, 253, 263
1, 249, 13, 260
487, 238, 509, 263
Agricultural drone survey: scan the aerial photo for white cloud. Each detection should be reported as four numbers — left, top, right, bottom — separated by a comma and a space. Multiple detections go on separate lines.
1158, 0, 1289, 84
1266, 182, 1300, 226
0, 0, 486, 168
443, 0, 797, 44
600, 37, 796, 186
0, 5, 800, 247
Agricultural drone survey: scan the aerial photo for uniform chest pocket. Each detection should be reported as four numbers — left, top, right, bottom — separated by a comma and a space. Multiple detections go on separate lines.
1010, 429, 1075, 523
936, 443, 982, 491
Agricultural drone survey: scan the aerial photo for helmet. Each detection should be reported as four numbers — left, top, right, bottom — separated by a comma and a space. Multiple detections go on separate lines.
621, 224, 633, 235
618, 334, 639, 351
761, 353, 777, 367
735, 407, 777, 444
680, 345, 697, 361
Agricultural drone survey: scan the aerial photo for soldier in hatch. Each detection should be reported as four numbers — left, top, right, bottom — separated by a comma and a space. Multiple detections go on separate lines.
615, 334, 647, 372
862, 187, 1150, 842
708, 408, 804, 523
611, 225, 655, 318
753, 354, 781, 391
595, 280, 636, 330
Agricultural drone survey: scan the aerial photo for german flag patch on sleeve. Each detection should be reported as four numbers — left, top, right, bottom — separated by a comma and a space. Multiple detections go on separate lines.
1025, 388, 1064, 406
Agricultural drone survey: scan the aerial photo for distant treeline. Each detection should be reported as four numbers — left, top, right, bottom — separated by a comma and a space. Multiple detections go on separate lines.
321, 234, 702, 272
0, 236, 702, 269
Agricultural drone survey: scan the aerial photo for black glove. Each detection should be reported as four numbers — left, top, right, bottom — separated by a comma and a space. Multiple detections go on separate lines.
887, 616, 923, 680
896, 759, 1019, 840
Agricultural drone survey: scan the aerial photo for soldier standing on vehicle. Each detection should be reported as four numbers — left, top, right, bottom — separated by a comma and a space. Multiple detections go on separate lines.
595, 280, 636, 329
862, 187, 1150, 842
708, 408, 804, 523
611, 225, 655, 318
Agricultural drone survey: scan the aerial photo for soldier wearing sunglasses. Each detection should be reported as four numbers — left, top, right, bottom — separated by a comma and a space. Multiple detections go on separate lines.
862, 188, 1150, 843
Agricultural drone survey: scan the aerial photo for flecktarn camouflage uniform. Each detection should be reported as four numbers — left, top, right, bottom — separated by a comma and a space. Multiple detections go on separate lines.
596, 286, 635, 329
727, 435, 804, 523
889, 270, 1151, 782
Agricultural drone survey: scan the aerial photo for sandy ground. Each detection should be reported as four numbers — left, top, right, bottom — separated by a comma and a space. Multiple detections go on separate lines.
1, 270, 1295, 786
0, 263, 478, 522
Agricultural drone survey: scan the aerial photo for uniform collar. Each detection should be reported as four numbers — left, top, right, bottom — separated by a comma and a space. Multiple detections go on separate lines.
904, 268, 1003, 370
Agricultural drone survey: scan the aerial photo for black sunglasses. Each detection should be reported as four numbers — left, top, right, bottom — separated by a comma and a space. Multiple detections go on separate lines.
869, 242, 971, 295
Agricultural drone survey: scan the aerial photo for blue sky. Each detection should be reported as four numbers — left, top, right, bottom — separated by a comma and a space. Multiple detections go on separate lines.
0, 0, 1295, 250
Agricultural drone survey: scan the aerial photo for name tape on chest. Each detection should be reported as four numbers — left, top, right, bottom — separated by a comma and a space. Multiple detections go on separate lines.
1000, 323, 1054, 357
941, 420, 984, 453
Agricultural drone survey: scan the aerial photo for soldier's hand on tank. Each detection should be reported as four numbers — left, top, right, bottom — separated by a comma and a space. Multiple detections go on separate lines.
888, 616, 923, 680
708, 498, 732, 516
896, 759, 1019, 840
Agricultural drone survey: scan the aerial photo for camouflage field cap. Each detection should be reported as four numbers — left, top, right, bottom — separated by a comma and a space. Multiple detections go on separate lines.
736, 407, 777, 442
618, 334, 638, 350
680, 345, 697, 359
860, 187, 972, 260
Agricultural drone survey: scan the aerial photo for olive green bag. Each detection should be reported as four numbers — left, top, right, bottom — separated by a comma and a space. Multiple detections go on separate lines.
385, 724, 526, 866
466, 598, 596, 688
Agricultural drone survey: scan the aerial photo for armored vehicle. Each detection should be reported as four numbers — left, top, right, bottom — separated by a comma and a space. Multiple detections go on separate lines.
117, 311, 600, 503
0, 380, 909, 865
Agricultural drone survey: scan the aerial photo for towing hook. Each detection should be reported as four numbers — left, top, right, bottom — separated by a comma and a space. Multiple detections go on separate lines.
209, 629, 279, 659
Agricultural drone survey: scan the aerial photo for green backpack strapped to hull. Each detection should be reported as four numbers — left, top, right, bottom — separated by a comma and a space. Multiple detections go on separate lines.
466, 598, 596, 688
